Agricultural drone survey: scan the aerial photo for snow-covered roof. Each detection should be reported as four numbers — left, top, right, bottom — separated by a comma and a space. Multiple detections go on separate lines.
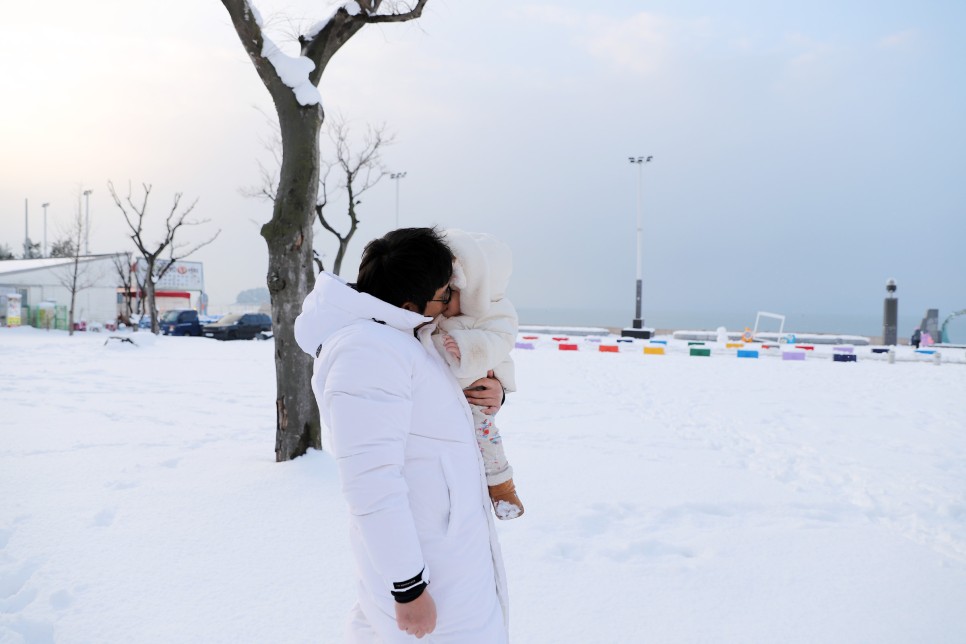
0, 255, 121, 277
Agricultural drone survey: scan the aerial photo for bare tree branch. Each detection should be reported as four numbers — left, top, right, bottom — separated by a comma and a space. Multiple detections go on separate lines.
300, 1, 427, 84
360, 0, 429, 24
220, 0, 290, 101
241, 106, 284, 203
314, 116, 393, 274
108, 182, 220, 333
54, 193, 105, 334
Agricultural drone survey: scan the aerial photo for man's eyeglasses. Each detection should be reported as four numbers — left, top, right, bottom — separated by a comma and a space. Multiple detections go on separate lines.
430, 286, 452, 305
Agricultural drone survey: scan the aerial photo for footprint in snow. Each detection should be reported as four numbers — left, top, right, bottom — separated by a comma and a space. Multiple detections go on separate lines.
106, 479, 139, 491
603, 540, 697, 562
0, 560, 42, 601
0, 559, 44, 617
49, 589, 74, 611
2, 617, 55, 644
92, 508, 115, 527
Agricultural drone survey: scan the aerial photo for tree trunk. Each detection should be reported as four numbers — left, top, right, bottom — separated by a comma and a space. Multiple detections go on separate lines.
265, 102, 324, 461
333, 238, 349, 276
144, 260, 159, 334
68, 253, 80, 336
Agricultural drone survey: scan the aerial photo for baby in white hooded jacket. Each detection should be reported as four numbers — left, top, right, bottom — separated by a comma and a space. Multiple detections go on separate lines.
432, 229, 524, 520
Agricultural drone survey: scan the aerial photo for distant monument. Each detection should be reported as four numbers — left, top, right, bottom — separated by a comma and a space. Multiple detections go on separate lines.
918, 308, 940, 343
882, 279, 898, 345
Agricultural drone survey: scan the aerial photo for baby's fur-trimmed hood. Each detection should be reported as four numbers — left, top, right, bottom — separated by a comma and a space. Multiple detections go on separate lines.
443, 229, 512, 318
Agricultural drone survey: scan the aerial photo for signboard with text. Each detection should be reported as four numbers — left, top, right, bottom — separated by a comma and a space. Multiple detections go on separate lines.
6, 293, 22, 327
135, 259, 205, 291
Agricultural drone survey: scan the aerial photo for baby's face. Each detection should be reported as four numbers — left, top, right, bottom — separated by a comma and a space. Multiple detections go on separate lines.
442, 288, 461, 318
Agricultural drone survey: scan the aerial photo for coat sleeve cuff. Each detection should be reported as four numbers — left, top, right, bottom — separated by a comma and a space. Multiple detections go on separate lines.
391, 567, 430, 603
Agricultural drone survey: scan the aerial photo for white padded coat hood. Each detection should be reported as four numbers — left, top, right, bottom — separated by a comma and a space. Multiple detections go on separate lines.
294, 272, 430, 358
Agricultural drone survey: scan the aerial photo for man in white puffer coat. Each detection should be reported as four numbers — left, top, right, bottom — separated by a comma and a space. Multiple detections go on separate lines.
294, 228, 509, 643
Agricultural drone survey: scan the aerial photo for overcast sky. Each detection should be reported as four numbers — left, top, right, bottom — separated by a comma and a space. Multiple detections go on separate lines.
2, 0, 963, 333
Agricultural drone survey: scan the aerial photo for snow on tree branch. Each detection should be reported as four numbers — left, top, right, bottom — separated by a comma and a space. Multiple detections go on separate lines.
261, 37, 322, 107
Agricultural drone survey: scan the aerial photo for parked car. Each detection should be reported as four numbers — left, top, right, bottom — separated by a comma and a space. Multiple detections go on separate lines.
202, 313, 272, 341
161, 309, 203, 336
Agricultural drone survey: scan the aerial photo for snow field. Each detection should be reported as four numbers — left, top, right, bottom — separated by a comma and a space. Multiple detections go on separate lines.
2, 327, 965, 642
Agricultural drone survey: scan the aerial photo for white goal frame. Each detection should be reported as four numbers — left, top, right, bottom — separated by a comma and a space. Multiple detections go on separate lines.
753, 311, 785, 341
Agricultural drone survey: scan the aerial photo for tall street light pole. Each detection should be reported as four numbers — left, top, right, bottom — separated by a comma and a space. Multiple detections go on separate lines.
390, 171, 407, 228
622, 155, 653, 339
24, 199, 29, 258
42, 202, 50, 258
83, 189, 92, 255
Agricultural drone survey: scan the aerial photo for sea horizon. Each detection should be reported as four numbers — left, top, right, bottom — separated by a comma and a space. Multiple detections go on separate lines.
517, 307, 939, 340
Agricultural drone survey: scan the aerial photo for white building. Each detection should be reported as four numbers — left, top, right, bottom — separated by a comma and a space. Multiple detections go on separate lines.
0, 254, 124, 328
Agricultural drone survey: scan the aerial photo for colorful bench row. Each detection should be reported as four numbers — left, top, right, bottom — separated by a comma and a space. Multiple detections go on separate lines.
515, 339, 863, 362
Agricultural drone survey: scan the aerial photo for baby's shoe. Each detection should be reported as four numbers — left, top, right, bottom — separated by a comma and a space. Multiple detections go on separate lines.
488, 479, 524, 520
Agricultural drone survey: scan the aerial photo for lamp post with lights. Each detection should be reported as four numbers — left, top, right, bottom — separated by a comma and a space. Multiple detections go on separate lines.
42, 202, 50, 257
621, 155, 653, 339
82, 189, 93, 255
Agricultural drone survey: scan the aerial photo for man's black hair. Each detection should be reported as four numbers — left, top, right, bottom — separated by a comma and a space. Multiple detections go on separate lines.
356, 227, 453, 313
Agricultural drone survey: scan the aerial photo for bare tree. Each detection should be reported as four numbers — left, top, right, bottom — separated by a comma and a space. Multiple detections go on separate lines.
54, 201, 101, 336
320, 119, 392, 275
246, 117, 393, 276
111, 251, 136, 326
0, 244, 14, 260
22, 239, 42, 259
221, 0, 428, 462
49, 237, 78, 258
108, 182, 220, 334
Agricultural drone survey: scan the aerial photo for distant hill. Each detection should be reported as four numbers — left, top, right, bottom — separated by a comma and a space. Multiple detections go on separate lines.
236, 287, 270, 305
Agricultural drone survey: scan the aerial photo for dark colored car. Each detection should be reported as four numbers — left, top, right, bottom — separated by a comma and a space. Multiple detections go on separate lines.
202, 313, 272, 341
161, 309, 203, 336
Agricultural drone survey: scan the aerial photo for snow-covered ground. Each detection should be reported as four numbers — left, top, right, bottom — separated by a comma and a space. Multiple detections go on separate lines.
2, 327, 965, 643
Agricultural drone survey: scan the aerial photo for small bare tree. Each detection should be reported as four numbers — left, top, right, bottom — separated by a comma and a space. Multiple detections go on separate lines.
319, 119, 392, 275
108, 182, 220, 334
111, 251, 136, 326
49, 237, 78, 258
22, 239, 42, 259
54, 200, 101, 336
247, 116, 393, 275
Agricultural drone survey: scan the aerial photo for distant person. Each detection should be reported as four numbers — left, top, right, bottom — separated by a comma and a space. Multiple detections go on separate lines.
911, 328, 922, 348
294, 227, 508, 642
433, 229, 524, 520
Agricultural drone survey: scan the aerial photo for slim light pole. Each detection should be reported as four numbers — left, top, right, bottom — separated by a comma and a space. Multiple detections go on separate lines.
24, 199, 29, 258
622, 156, 653, 338
627, 156, 654, 338
83, 189, 92, 255
390, 171, 407, 228
42, 202, 50, 257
